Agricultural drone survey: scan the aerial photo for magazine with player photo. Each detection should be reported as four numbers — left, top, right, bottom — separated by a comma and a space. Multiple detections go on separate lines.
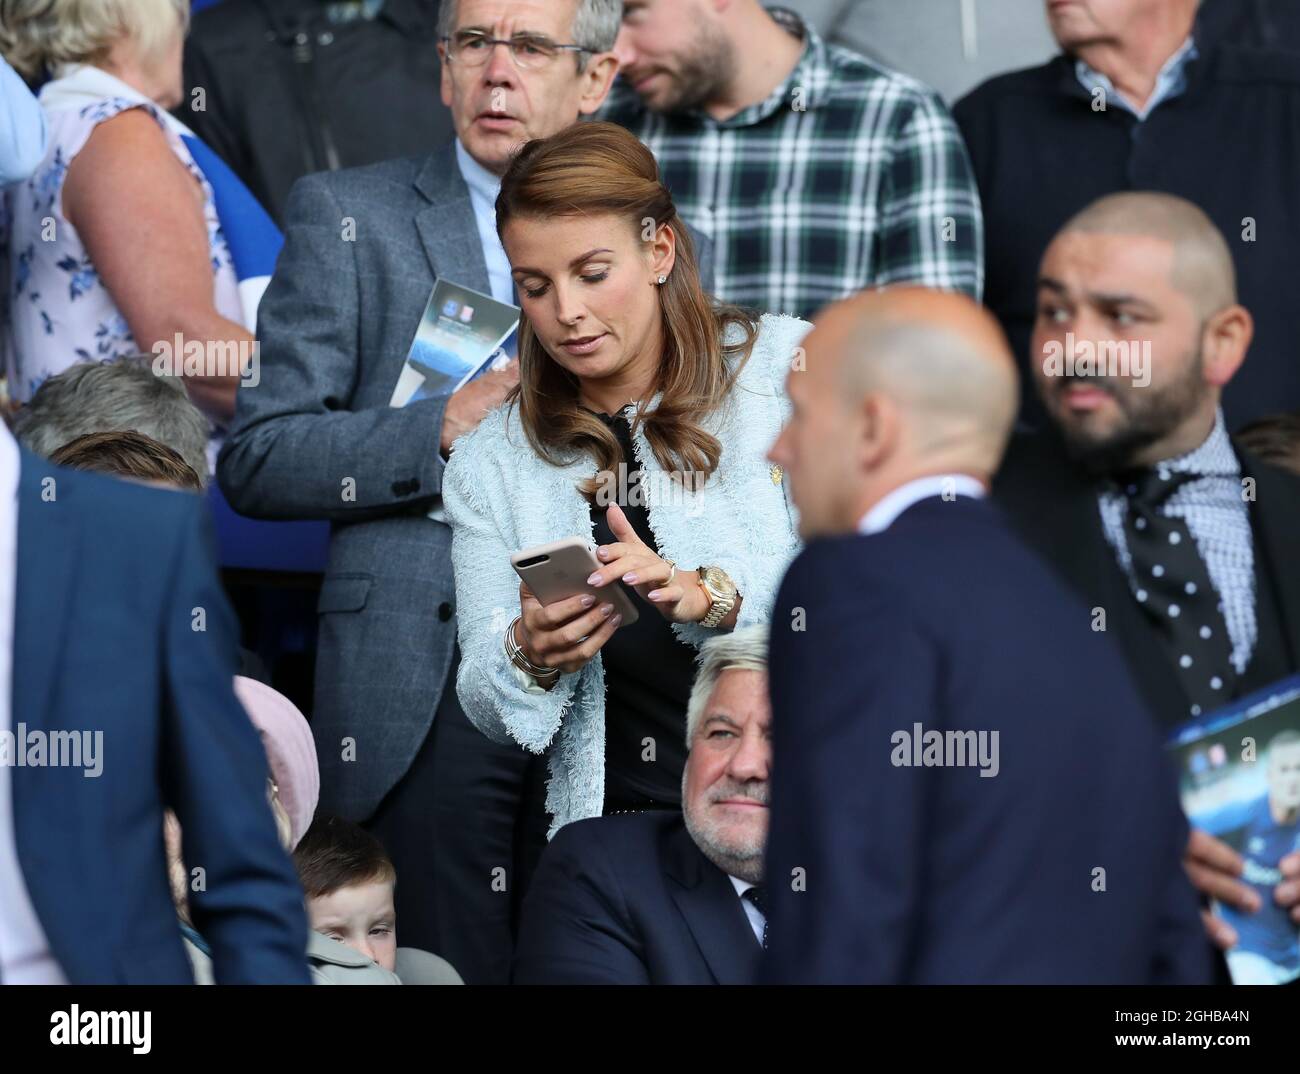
1167, 674, 1300, 985
388, 279, 519, 409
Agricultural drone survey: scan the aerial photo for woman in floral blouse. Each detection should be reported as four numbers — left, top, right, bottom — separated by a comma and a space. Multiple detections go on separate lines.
1, 0, 251, 427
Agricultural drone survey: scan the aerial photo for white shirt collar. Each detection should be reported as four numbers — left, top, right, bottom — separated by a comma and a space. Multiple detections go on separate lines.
858, 474, 986, 536
728, 875, 755, 898
454, 138, 503, 204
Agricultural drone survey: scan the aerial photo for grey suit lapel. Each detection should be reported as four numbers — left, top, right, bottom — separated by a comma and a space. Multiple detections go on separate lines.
413, 142, 492, 295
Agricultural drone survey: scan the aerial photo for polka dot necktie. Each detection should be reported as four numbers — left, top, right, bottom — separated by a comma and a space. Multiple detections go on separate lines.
742, 885, 769, 949
1118, 468, 1235, 716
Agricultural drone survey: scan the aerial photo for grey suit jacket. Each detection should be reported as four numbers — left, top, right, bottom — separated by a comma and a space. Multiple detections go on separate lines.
217, 139, 715, 820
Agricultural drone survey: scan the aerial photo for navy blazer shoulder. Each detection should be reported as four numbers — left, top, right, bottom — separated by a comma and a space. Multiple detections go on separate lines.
513, 811, 761, 985
764, 496, 1211, 984
13, 451, 309, 984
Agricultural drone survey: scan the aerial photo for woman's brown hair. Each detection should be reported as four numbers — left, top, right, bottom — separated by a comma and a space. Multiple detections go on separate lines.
495, 121, 758, 496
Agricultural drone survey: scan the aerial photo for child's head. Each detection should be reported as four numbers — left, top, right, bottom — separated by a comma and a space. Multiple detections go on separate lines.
294, 816, 398, 972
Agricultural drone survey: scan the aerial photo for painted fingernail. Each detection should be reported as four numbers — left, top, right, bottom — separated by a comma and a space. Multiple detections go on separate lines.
587, 573, 602, 586
579, 595, 595, 608
610, 614, 623, 627
597, 547, 609, 559
600, 603, 614, 617
623, 572, 637, 584
647, 590, 662, 600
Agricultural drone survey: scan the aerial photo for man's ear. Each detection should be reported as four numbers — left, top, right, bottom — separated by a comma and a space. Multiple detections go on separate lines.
578, 53, 620, 115
858, 392, 898, 475
439, 42, 454, 109
1201, 303, 1252, 389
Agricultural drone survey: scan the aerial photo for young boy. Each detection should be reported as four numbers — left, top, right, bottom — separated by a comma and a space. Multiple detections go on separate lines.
294, 816, 399, 975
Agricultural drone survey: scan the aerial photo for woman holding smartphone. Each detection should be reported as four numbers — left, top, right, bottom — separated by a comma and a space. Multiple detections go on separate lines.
443, 122, 808, 834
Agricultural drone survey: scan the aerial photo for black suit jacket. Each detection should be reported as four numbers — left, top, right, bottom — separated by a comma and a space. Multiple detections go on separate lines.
764, 496, 1211, 984
512, 812, 761, 985
994, 432, 1300, 729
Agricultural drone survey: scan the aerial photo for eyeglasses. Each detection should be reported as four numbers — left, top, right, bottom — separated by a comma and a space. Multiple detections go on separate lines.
442, 30, 592, 70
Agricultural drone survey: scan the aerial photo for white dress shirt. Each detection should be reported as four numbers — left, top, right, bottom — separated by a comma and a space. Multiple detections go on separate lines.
858, 473, 987, 535
454, 139, 514, 305
728, 875, 766, 945
0, 422, 66, 983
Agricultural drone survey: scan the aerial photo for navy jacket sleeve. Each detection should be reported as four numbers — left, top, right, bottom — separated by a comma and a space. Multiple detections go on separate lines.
159, 497, 310, 984
764, 542, 938, 984
1152, 779, 1217, 985
512, 823, 652, 985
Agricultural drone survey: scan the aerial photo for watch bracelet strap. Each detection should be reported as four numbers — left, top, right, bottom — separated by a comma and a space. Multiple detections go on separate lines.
697, 566, 737, 628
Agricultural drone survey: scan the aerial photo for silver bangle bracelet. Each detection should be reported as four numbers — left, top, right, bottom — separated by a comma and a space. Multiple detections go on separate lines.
505, 615, 560, 683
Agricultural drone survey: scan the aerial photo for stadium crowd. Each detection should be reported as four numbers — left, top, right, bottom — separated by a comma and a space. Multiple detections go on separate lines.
1, 0, 1299, 986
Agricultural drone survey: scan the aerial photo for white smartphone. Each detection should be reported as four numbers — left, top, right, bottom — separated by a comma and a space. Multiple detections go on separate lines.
510, 537, 640, 625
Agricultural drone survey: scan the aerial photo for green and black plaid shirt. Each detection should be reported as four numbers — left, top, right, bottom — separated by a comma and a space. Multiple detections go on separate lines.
602, 8, 984, 318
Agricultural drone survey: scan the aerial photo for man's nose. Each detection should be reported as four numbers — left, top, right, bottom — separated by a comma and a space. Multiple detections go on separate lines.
613, 27, 637, 70
729, 733, 771, 783
768, 425, 788, 465
483, 41, 519, 85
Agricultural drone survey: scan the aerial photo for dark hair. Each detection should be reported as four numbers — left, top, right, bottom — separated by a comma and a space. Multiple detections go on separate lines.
293, 816, 396, 899
495, 121, 758, 498
50, 429, 203, 490
1236, 411, 1300, 477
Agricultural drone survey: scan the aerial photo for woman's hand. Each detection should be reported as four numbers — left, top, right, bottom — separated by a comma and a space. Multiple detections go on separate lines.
515, 582, 623, 678
587, 504, 711, 624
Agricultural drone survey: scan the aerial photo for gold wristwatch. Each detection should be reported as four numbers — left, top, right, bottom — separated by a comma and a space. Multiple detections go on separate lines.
697, 565, 738, 628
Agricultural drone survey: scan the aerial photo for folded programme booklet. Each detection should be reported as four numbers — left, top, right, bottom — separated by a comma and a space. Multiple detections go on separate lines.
389, 279, 519, 409
1167, 674, 1300, 985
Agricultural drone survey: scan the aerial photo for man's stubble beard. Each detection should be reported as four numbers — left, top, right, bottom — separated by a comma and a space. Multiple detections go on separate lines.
682, 779, 767, 886
1048, 346, 1209, 477
654, 25, 737, 115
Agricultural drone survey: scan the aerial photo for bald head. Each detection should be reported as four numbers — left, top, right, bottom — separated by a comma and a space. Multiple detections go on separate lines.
770, 287, 1019, 538
1059, 192, 1236, 321
814, 288, 1019, 475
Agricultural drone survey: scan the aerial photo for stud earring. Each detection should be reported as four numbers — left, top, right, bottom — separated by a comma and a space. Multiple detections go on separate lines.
656, 275, 667, 285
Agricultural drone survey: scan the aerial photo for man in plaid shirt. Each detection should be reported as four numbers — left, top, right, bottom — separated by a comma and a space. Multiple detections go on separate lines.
603, 2, 984, 318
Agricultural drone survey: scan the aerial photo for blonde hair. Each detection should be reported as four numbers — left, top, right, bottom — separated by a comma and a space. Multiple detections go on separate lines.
684, 625, 769, 744
0, 0, 189, 80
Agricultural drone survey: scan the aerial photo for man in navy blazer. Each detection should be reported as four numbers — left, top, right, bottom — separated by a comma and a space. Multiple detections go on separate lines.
0, 422, 309, 983
761, 288, 1211, 984
513, 627, 772, 985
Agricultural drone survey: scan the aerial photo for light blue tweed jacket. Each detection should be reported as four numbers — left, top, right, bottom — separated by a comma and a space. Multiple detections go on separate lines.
443, 313, 811, 833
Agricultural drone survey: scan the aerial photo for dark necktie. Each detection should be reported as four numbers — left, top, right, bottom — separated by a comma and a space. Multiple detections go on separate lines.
1118, 467, 1235, 715
742, 885, 768, 949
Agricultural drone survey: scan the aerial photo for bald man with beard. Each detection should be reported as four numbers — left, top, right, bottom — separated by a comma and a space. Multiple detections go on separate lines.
996, 191, 1300, 975
761, 287, 1210, 984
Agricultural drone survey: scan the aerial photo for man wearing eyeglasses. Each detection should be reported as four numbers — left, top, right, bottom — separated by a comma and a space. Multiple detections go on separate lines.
218, 0, 626, 987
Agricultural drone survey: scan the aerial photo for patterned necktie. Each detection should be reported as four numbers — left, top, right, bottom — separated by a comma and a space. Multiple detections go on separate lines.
1118, 467, 1235, 715
742, 885, 769, 949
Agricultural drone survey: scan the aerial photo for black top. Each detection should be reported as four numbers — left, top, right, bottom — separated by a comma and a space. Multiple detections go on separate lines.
587, 409, 696, 808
